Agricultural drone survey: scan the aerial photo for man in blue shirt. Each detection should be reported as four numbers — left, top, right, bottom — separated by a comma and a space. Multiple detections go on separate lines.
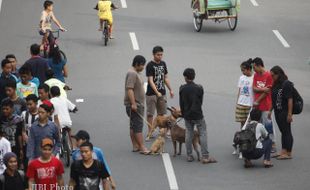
72, 130, 115, 189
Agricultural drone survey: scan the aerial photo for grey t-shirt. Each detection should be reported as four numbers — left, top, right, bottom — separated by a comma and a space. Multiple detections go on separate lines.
124, 68, 145, 106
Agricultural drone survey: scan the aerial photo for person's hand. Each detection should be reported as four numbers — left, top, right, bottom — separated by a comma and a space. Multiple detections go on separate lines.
287, 113, 293, 123
131, 104, 137, 112
267, 111, 272, 120
156, 92, 162, 98
262, 87, 271, 93
169, 90, 174, 98
60, 27, 67, 32
253, 101, 259, 106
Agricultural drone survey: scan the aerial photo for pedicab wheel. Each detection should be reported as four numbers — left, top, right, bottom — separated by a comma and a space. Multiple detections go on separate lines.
193, 14, 203, 32
228, 14, 238, 31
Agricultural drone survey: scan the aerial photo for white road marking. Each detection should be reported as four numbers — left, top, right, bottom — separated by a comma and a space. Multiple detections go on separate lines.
162, 153, 179, 190
0, 0, 2, 13
76, 99, 84, 103
250, 0, 259, 6
129, 32, 139, 50
120, 0, 127, 8
272, 30, 290, 48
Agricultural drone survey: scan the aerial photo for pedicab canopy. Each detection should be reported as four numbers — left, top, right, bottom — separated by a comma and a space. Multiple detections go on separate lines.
191, 0, 240, 14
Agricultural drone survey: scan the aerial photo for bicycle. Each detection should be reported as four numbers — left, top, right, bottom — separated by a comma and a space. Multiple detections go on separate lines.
102, 20, 109, 46
41, 29, 67, 59
60, 126, 72, 167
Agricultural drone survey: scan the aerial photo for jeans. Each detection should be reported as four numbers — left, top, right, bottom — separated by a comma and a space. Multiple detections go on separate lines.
261, 111, 276, 143
185, 118, 209, 158
242, 138, 272, 161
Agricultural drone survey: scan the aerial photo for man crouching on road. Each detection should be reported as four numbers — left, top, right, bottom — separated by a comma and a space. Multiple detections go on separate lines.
179, 68, 217, 164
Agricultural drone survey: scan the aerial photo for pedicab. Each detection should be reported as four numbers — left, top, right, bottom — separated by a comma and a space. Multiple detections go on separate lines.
191, 0, 240, 32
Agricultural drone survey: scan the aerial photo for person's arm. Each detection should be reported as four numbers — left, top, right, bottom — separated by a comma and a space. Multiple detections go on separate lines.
18, 122, 24, 162
26, 127, 34, 160
69, 178, 76, 189
127, 88, 137, 112
179, 86, 184, 117
51, 12, 65, 31
164, 74, 174, 98
148, 76, 161, 97
260, 124, 268, 139
57, 175, 64, 188
287, 98, 293, 123
28, 178, 35, 190
63, 64, 68, 78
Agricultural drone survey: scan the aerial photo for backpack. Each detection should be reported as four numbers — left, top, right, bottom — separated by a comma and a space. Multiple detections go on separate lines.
234, 122, 258, 153
0, 170, 25, 190
290, 83, 303, 114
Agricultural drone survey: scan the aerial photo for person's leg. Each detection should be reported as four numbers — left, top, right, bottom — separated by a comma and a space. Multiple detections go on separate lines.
276, 112, 293, 157
195, 119, 209, 159
262, 138, 272, 161
99, 19, 104, 31
185, 120, 195, 161
275, 112, 289, 156
133, 106, 149, 152
126, 106, 139, 151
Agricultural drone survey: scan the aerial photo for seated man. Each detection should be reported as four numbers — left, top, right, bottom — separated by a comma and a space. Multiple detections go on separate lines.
241, 109, 273, 168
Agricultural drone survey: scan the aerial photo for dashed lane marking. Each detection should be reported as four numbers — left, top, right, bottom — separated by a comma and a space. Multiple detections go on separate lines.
120, 0, 127, 8
250, 0, 259, 6
129, 32, 139, 50
162, 153, 179, 190
272, 30, 290, 48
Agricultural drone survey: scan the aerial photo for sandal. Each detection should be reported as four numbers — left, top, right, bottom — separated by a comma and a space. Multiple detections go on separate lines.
139, 150, 151, 155
263, 161, 274, 168
244, 160, 253, 168
276, 154, 292, 160
201, 157, 217, 164
132, 149, 139, 152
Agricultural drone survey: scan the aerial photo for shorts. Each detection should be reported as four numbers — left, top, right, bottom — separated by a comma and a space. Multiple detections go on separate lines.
235, 104, 251, 122
146, 95, 167, 116
99, 17, 113, 25
126, 105, 144, 133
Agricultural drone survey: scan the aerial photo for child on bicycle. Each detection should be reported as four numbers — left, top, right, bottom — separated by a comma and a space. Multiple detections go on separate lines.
39, 1, 66, 48
95, 0, 117, 39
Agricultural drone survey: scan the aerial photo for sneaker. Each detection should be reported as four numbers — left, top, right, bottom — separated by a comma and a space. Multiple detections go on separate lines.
232, 150, 237, 155
187, 155, 194, 162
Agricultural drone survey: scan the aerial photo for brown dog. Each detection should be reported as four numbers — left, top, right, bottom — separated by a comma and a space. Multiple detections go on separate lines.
167, 107, 201, 161
150, 128, 166, 155
146, 113, 175, 141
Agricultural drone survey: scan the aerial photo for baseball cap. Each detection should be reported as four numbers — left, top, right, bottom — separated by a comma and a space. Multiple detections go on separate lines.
41, 137, 54, 147
72, 130, 90, 140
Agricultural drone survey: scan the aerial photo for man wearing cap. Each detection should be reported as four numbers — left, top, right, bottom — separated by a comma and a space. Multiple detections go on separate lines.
72, 130, 116, 190
27, 137, 64, 190
0, 152, 28, 190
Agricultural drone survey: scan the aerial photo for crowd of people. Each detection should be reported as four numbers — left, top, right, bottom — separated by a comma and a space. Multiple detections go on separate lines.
124, 48, 300, 168
0, 1, 118, 190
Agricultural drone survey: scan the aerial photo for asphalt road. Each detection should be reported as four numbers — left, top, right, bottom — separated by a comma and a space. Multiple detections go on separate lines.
1, 0, 310, 190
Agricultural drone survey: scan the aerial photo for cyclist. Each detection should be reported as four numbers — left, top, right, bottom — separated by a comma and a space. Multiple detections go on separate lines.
39, 1, 66, 49
95, 0, 117, 39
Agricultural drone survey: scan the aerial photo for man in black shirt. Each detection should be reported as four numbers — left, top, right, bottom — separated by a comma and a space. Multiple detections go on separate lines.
69, 142, 110, 190
23, 44, 49, 84
0, 152, 27, 190
145, 46, 174, 140
179, 68, 216, 164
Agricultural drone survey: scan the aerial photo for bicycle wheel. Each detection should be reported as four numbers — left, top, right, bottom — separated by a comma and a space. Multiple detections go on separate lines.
227, 9, 238, 31
103, 21, 109, 46
193, 14, 203, 32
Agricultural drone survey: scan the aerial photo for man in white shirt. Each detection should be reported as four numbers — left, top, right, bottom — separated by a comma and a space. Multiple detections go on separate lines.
50, 86, 77, 149
0, 131, 12, 174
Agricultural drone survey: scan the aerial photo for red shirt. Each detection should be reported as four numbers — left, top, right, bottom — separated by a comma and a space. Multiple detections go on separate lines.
253, 71, 273, 111
26, 156, 64, 190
